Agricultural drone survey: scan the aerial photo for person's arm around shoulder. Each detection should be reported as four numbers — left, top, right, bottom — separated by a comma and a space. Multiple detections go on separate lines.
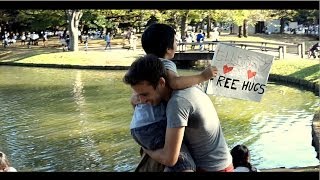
166, 66, 218, 90
143, 126, 185, 166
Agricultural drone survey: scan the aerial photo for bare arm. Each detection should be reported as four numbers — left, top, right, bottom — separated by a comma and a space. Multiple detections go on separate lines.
167, 66, 218, 90
143, 127, 185, 167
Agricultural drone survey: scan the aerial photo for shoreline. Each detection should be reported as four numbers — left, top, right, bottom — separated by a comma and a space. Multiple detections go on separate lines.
0, 62, 319, 172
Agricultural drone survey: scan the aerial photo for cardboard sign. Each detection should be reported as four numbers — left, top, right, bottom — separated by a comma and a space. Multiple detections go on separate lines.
206, 43, 274, 102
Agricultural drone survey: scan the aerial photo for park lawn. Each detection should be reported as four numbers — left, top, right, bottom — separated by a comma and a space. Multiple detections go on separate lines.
1, 33, 318, 85
16, 50, 320, 85
219, 34, 279, 43
19, 50, 144, 66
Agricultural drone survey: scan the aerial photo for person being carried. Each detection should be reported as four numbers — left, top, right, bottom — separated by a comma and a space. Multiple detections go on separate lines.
129, 23, 218, 172
0, 151, 17, 172
230, 144, 259, 172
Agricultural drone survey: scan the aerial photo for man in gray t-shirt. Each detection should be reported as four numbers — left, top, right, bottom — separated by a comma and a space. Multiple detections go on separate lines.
124, 54, 233, 172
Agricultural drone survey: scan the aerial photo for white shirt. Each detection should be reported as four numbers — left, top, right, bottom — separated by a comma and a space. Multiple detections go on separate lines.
234, 166, 260, 172
5, 167, 17, 172
234, 166, 250, 172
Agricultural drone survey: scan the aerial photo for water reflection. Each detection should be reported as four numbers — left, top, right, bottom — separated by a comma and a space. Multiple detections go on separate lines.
72, 71, 104, 171
0, 66, 318, 171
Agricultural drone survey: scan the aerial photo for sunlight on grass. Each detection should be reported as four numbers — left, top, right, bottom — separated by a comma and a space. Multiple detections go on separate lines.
271, 59, 319, 83
20, 51, 144, 66
2, 34, 319, 86
219, 35, 279, 43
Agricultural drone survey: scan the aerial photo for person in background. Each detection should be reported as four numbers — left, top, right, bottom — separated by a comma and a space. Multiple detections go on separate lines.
230, 144, 259, 172
0, 151, 17, 172
105, 32, 111, 50
42, 32, 48, 47
212, 27, 220, 42
84, 34, 89, 51
308, 42, 319, 59
196, 30, 204, 51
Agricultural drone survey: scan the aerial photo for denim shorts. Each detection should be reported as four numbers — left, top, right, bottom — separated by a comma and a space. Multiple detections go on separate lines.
131, 120, 167, 150
131, 121, 196, 172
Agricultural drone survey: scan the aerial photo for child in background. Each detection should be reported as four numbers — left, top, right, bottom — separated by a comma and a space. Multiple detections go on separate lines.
0, 151, 17, 172
231, 144, 259, 172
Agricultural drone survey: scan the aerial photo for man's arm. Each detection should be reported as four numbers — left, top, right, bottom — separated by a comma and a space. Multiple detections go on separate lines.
143, 126, 185, 167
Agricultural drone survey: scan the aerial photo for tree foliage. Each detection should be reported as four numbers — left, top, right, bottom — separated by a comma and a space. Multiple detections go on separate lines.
0, 9, 318, 50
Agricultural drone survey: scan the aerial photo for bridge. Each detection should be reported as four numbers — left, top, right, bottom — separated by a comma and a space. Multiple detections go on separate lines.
173, 40, 306, 63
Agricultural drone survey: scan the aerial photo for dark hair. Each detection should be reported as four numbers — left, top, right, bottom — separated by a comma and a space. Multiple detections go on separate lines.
231, 144, 257, 172
141, 23, 176, 58
0, 151, 10, 170
123, 54, 167, 89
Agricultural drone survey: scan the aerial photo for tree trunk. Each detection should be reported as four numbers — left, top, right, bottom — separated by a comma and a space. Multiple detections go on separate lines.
243, 19, 248, 38
172, 13, 180, 32
230, 24, 234, 34
103, 27, 107, 35
238, 26, 243, 38
180, 11, 189, 41
66, 10, 83, 51
200, 19, 205, 30
280, 17, 285, 34
195, 24, 199, 33
206, 15, 211, 39
138, 11, 143, 33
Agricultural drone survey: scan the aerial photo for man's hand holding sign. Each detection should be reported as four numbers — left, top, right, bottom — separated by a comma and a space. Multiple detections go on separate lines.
206, 43, 275, 102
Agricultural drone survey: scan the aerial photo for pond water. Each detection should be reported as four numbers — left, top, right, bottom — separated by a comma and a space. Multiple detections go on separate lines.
0, 66, 318, 171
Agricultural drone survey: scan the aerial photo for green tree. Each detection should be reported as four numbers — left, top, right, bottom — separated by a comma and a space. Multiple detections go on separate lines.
269, 10, 298, 33
16, 10, 65, 32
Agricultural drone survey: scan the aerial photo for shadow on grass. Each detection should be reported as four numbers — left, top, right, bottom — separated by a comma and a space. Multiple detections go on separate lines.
252, 33, 318, 49
0, 46, 62, 63
289, 64, 320, 83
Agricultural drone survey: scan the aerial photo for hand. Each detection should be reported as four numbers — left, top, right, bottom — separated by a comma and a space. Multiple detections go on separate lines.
201, 66, 218, 80
130, 93, 140, 106
141, 147, 152, 156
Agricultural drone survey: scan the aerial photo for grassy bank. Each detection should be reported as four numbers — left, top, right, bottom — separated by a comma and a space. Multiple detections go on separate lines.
271, 59, 319, 84
4, 51, 318, 85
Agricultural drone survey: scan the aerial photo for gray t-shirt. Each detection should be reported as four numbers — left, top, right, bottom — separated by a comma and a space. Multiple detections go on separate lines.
166, 86, 232, 171
159, 58, 178, 74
